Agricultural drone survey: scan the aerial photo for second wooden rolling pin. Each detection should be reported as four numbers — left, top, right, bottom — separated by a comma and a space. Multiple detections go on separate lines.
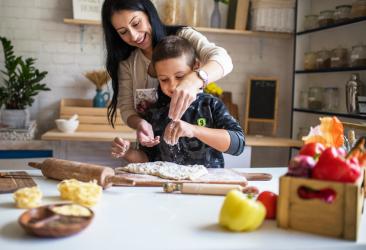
28, 158, 135, 188
163, 183, 259, 196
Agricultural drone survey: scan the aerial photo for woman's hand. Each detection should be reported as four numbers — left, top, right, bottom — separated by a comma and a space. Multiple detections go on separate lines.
136, 119, 160, 147
163, 120, 195, 145
169, 74, 200, 121
111, 137, 131, 158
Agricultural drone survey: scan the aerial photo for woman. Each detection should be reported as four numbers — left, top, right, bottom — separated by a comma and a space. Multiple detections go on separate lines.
102, 0, 233, 147
111, 35, 244, 168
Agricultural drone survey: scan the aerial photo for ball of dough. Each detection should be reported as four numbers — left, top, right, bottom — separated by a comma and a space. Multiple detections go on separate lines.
13, 186, 42, 208
57, 179, 102, 207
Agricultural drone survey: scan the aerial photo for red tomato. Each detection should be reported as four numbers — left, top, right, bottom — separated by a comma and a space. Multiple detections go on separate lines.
256, 191, 278, 220
299, 142, 325, 158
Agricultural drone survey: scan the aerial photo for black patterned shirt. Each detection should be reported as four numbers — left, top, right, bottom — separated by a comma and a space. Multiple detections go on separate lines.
140, 88, 245, 168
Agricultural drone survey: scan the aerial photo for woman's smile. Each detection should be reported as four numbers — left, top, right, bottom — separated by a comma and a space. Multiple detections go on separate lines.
111, 10, 153, 53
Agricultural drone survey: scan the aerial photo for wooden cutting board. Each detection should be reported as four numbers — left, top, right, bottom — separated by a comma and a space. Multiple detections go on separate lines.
0, 171, 37, 194
116, 168, 272, 187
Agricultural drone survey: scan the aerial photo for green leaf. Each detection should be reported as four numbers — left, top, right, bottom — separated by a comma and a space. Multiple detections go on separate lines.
0, 36, 50, 109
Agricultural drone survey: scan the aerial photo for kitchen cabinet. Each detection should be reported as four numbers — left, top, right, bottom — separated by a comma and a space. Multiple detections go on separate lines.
291, 0, 366, 144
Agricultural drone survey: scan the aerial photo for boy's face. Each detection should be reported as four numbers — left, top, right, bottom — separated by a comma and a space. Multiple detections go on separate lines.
155, 55, 193, 97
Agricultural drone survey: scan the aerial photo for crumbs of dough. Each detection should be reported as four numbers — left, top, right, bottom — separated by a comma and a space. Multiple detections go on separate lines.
116, 161, 208, 180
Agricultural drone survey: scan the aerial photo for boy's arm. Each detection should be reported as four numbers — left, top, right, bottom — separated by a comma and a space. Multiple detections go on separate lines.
191, 126, 231, 152
167, 122, 242, 154
166, 97, 245, 155
211, 97, 245, 156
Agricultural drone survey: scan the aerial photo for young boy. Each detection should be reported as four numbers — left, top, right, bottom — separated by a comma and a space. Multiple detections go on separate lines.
111, 36, 245, 168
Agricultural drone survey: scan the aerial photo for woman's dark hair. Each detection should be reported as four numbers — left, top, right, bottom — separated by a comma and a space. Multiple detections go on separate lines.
152, 36, 197, 69
102, 0, 184, 127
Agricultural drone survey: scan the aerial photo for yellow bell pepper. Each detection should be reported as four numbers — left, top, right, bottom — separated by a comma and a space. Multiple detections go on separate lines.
219, 190, 266, 232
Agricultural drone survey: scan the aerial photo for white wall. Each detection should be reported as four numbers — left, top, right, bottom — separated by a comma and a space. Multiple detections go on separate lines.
0, 0, 294, 167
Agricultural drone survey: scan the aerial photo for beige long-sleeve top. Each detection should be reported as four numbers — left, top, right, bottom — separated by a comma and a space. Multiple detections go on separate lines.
117, 27, 233, 123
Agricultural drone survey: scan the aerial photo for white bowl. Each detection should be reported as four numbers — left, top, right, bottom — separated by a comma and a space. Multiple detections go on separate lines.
55, 119, 79, 133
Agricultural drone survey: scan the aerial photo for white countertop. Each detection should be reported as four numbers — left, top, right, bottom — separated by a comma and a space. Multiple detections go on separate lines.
0, 168, 365, 250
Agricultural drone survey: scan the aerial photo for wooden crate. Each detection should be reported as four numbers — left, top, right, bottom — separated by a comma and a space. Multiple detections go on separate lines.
59, 99, 134, 132
277, 168, 365, 241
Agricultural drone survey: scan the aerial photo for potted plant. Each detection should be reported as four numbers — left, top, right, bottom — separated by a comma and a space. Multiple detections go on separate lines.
0, 36, 50, 128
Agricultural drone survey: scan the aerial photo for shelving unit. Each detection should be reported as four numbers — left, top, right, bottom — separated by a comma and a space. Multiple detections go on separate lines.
293, 108, 366, 119
296, 15, 366, 35
295, 65, 366, 74
63, 18, 292, 39
291, 0, 366, 144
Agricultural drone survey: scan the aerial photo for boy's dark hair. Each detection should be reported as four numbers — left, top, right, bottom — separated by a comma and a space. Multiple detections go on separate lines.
152, 36, 197, 69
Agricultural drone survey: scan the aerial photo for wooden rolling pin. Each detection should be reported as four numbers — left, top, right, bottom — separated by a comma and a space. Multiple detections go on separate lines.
28, 158, 135, 188
163, 183, 259, 196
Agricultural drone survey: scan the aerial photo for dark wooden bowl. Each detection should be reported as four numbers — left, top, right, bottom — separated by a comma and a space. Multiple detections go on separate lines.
18, 203, 94, 238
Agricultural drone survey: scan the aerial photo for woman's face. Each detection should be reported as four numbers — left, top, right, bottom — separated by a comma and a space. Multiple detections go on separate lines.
111, 10, 152, 52
155, 55, 192, 98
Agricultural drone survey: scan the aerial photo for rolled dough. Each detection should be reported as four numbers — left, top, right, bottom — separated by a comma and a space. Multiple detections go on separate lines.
115, 161, 208, 180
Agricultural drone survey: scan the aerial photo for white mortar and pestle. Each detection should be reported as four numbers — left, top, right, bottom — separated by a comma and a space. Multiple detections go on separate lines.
55, 114, 79, 133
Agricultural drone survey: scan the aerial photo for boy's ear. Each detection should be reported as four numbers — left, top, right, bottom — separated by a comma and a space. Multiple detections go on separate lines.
193, 58, 200, 70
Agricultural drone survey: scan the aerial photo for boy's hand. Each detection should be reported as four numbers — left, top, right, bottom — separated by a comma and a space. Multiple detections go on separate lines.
111, 137, 131, 158
164, 120, 195, 145
137, 119, 160, 147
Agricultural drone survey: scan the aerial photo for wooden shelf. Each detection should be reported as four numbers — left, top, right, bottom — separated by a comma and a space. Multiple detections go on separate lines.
41, 129, 302, 147
64, 18, 101, 26
42, 129, 136, 142
63, 18, 293, 39
342, 122, 366, 131
246, 135, 303, 148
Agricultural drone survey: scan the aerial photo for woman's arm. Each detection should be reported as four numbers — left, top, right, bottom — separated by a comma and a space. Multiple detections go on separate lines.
178, 27, 233, 79
111, 137, 149, 163
117, 60, 138, 125
118, 60, 159, 147
170, 28, 233, 120
127, 114, 160, 147
169, 60, 225, 121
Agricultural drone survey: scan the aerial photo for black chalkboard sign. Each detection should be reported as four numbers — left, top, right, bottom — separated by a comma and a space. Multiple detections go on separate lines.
244, 77, 278, 135
249, 79, 276, 119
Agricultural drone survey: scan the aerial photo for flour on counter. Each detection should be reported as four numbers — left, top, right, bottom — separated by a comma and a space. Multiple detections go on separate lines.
115, 161, 208, 180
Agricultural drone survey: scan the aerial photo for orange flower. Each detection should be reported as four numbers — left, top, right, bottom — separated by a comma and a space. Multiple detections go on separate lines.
302, 116, 344, 148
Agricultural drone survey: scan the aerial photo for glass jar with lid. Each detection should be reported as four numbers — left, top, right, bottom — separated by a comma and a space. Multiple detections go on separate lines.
318, 10, 334, 27
316, 49, 331, 69
304, 51, 317, 70
334, 5, 352, 23
164, 0, 181, 25
331, 47, 349, 68
308, 87, 324, 110
303, 15, 318, 30
350, 44, 366, 67
351, 0, 366, 18
323, 87, 340, 111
